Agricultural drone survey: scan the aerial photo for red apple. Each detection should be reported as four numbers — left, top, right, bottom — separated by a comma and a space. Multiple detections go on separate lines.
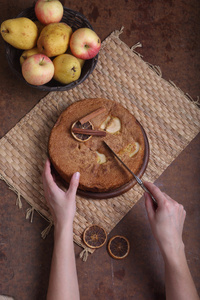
22, 54, 54, 85
35, 0, 64, 25
70, 28, 101, 60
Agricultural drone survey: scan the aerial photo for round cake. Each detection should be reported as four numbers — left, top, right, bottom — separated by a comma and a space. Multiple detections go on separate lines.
48, 98, 147, 194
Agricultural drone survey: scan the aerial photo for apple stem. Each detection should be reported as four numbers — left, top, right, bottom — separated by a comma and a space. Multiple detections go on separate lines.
39, 57, 45, 65
2, 29, 9, 33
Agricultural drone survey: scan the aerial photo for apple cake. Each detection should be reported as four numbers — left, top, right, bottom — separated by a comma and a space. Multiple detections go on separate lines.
48, 98, 147, 193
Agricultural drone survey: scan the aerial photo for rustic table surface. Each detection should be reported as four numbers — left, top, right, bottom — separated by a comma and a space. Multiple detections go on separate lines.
0, 0, 199, 299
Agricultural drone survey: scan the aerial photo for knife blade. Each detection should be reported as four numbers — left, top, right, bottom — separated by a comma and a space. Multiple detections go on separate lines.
104, 141, 157, 206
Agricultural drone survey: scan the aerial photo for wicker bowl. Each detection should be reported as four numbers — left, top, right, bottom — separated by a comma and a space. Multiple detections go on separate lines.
4, 6, 98, 91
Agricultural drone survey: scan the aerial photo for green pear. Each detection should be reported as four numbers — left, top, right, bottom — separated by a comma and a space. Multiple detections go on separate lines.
37, 23, 72, 57
1, 17, 38, 50
53, 54, 81, 84
66, 47, 85, 68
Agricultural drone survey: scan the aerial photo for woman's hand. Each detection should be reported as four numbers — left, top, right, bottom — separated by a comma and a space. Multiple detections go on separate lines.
144, 182, 186, 259
42, 158, 80, 228
43, 159, 80, 300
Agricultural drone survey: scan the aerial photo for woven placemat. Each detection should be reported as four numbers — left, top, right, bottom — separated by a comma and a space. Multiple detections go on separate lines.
0, 28, 200, 258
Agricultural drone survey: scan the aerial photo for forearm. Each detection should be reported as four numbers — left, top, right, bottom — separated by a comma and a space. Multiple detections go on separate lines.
163, 245, 199, 300
46, 223, 80, 300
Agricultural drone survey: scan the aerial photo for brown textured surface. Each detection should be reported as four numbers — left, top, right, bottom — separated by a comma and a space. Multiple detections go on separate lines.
1, 29, 199, 254
0, 1, 199, 300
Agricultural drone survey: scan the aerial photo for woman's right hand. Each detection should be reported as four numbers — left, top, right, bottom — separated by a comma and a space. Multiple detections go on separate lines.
144, 182, 186, 259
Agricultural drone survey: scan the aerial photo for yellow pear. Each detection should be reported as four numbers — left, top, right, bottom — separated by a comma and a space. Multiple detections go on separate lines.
1, 17, 38, 49
53, 54, 81, 84
37, 23, 72, 57
20, 47, 41, 65
66, 48, 85, 68
34, 21, 45, 35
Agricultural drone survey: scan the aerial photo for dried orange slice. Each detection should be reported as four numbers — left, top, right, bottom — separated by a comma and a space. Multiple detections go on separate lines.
83, 225, 107, 249
108, 235, 130, 259
71, 120, 93, 142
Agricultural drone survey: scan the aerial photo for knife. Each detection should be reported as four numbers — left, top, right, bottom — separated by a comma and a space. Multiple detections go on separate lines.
104, 141, 157, 206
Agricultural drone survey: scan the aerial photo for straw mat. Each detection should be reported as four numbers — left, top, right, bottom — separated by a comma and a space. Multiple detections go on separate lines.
0, 29, 200, 257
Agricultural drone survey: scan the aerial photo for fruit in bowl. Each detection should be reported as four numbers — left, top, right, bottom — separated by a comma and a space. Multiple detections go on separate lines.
20, 47, 41, 65
0, 2, 101, 91
37, 22, 72, 57
35, 0, 64, 25
53, 54, 81, 84
70, 28, 101, 60
22, 53, 54, 85
1, 17, 38, 50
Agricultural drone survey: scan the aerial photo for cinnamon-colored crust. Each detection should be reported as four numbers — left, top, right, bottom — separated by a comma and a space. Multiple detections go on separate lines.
48, 98, 146, 192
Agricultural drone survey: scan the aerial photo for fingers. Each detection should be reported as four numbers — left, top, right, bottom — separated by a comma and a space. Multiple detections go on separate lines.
179, 203, 186, 221
42, 158, 54, 187
43, 159, 80, 198
144, 192, 155, 221
144, 182, 186, 217
144, 181, 166, 206
67, 172, 80, 198
42, 158, 61, 201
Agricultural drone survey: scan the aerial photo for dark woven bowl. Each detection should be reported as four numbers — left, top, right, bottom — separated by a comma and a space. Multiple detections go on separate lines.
4, 6, 98, 91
